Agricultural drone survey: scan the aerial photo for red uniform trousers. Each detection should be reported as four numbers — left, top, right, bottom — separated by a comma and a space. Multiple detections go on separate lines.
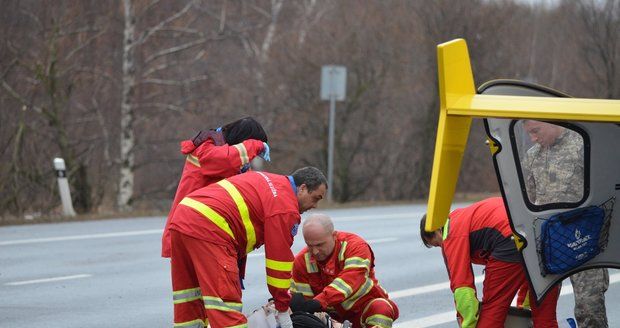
478, 259, 560, 328
350, 297, 399, 328
171, 230, 246, 328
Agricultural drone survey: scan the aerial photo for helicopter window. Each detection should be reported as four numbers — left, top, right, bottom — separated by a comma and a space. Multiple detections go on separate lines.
511, 120, 589, 211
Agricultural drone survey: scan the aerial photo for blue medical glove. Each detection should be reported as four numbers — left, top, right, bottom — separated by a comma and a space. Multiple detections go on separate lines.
259, 142, 271, 162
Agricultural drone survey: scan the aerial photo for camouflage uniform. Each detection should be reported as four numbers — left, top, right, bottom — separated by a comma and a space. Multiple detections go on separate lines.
522, 129, 584, 205
523, 128, 609, 328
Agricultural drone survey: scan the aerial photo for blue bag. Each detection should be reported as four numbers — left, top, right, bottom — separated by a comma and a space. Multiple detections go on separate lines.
540, 206, 605, 274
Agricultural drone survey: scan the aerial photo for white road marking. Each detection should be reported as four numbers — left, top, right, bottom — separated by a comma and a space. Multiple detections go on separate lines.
394, 272, 620, 328
332, 212, 422, 222
4, 274, 92, 286
0, 229, 163, 246
390, 275, 485, 299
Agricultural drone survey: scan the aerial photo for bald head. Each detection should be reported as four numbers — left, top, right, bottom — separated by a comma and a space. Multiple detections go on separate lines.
303, 213, 337, 261
303, 213, 334, 235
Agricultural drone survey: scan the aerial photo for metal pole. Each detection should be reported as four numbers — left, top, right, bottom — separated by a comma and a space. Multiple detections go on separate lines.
53, 158, 76, 217
327, 96, 336, 202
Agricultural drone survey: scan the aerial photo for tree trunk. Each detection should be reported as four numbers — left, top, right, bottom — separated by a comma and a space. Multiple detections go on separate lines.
118, 0, 136, 212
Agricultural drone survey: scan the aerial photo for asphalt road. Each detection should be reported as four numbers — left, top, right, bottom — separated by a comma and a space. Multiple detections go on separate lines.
1, 204, 619, 327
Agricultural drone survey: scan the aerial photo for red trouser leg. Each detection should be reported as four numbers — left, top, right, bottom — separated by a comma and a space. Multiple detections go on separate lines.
171, 230, 207, 327
477, 260, 525, 327
171, 230, 246, 328
354, 298, 399, 328
516, 281, 530, 309
530, 284, 559, 328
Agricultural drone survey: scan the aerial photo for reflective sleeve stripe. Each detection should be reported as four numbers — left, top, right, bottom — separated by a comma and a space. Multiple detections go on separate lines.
203, 296, 243, 312
328, 277, 353, 298
227, 324, 249, 328
365, 314, 393, 328
342, 277, 374, 310
343, 257, 371, 270
304, 253, 319, 273
180, 197, 234, 239
173, 319, 206, 328
290, 280, 315, 297
186, 154, 201, 167
266, 258, 294, 272
173, 287, 202, 304
217, 179, 256, 254
233, 143, 249, 165
267, 275, 291, 289
443, 218, 450, 240
338, 241, 348, 262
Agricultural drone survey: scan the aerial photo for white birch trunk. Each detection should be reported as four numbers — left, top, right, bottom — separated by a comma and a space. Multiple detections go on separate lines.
118, 0, 136, 211
254, 0, 283, 120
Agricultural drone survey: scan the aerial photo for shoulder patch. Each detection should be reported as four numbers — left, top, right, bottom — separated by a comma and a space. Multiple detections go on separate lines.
291, 223, 299, 237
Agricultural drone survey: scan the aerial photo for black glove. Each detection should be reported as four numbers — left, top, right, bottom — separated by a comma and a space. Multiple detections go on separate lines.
290, 293, 322, 313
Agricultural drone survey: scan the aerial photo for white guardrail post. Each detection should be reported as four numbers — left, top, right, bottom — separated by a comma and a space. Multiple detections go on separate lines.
53, 158, 76, 217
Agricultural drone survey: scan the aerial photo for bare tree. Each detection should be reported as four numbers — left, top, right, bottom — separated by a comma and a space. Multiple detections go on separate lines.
572, 0, 620, 99
117, 0, 222, 211
0, 1, 114, 216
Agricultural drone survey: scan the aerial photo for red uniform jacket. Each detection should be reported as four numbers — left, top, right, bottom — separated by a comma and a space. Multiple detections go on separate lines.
291, 232, 390, 319
161, 133, 265, 258
442, 197, 520, 293
169, 171, 300, 312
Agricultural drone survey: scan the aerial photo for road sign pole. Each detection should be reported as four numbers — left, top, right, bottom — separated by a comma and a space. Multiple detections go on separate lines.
327, 96, 336, 202
320, 65, 346, 203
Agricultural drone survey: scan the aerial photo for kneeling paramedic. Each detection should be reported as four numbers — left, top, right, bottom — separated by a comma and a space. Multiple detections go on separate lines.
169, 167, 327, 328
420, 197, 560, 328
290, 214, 399, 328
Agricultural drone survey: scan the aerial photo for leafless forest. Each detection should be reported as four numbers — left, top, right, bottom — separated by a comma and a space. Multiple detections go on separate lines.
1, 0, 618, 219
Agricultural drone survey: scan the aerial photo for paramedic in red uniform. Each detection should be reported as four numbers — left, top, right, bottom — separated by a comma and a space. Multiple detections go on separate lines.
420, 197, 560, 328
290, 213, 399, 328
161, 116, 269, 258
169, 166, 327, 328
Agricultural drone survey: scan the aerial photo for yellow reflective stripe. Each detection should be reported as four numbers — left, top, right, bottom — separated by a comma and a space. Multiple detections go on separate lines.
217, 179, 256, 254
174, 318, 206, 328
343, 257, 371, 270
521, 289, 531, 309
304, 253, 318, 273
203, 296, 243, 312
338, 241, 348, 261
342, 277, 374, 310
266, 258, 293, 272
179, 197, 234, 239
329, 277, 353, 298
443, 218, 450, 240
233, 143, 249, 165
365, 314, 393, 328
267, 275, 291, 289
186, 154, 201, 167
226, 324, 248, 328
173, 287, 202, 304
291, 280, 315, 297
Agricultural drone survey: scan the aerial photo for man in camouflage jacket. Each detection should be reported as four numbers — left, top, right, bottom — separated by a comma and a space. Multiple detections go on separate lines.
522, 120, 609, 328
